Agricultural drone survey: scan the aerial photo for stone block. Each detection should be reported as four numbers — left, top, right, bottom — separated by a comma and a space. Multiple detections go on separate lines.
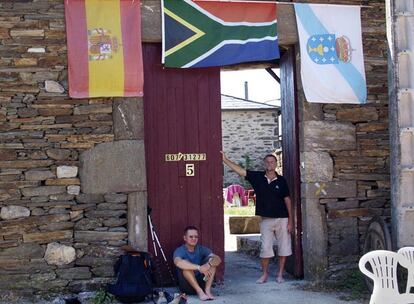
85, 210, 126, 219
326, 200, 359, 210
75, 218, 101, 230
303, 181, 357, 199
44, 80, 64, 93
128, 192, 148, 251
46, 149, 71, 160
44, 242, 76, 266
91, 265, 114, 277
10, 29, 44, 37
23, 230, 73, 243
67, 185, 80, 195
228, 216, 260, 234
56, 165, 78, 178
76, 193, 104, 204
113, 98, 144, 140
336, 107, 379, 122
0, 189, 20, 202
301, 152, 333, 182
302, 102, 323, 121
17, 108, 38, 118
0, 243, 44, 259
21, 186, 66, 197
80, 140, 147, 193
0, 149, 16, 161
103, 218, 127, 227
74, 104, 112, 115
328, 208, 382, 219
303, 121, 356, 151
74, 231, 128, 242
56, 267, 92, 280
39, 222, 74, 232
0, 205, 30, 220
0, 160, 53, 169
104, 193, 128, 203
302, 199, 328, 280
45, 178, 80, 186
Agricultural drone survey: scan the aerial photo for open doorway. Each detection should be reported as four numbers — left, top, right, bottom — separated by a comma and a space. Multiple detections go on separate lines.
220, 48, 302, 278
220, 67, 282, 253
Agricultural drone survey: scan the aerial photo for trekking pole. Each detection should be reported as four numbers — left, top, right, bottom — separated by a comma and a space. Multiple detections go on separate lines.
147, 210, 176, 286
148, 214, 158, 256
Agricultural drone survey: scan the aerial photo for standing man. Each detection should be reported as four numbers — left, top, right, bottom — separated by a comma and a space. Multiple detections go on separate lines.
173, 226, 222, 301
222, 152, 292, 283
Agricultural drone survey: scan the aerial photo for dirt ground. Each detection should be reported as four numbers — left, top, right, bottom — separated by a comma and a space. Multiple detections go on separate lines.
179, 251, 368, 304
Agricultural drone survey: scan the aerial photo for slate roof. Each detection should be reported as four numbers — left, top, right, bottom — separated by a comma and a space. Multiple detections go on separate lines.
221, 94, 280, 110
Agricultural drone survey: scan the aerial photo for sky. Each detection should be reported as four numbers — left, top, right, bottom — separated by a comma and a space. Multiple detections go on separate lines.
220, 69, 281, 105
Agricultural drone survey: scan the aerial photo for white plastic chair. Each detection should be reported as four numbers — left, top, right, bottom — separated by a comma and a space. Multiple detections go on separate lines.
359, 250, 414, 304
398, 247, 414, 293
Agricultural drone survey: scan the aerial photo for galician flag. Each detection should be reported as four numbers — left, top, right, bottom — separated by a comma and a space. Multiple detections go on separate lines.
64, 0, 144, 98
162, 0, 279, 68
294, 4, 367, 104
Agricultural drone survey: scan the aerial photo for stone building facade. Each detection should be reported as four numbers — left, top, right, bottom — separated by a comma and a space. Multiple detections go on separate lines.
299, 0, 390, 280
221, 94, 281, 187
0, 1, 147, 299
0, 0, 392, 298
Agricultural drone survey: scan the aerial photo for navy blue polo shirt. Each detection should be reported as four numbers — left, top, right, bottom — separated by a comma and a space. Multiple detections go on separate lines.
245, 171, 290, 218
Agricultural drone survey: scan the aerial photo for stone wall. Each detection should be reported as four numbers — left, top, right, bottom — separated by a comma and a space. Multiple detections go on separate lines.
299, 0, 390, 281
0, 1, 147, 299
222, 109, 280, 187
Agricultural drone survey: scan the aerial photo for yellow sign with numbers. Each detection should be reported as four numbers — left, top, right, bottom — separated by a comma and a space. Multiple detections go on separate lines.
165, 153, 207, 162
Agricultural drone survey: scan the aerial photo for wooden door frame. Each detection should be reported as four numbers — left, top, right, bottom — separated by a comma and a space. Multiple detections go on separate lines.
280, 46, 303, 278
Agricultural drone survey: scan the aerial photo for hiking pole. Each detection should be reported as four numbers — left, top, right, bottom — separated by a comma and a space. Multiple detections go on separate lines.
148, 213, 158, 257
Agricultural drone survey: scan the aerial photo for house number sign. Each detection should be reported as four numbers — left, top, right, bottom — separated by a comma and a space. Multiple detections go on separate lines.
164, 153, 207, 177
185, 164, 195, 176
165, 153, 207, 162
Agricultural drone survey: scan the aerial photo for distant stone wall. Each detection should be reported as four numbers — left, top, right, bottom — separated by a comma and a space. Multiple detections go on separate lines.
299, 0, 390, 281
0, 1, 147, 300
221, 109, 280, 187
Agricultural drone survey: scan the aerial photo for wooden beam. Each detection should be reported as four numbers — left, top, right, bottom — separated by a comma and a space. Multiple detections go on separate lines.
141, 1, 298, 45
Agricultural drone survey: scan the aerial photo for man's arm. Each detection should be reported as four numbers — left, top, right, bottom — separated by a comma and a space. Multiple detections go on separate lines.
284, 196, 293, 234
221, 151, 247, 177
174, 257, 211, 273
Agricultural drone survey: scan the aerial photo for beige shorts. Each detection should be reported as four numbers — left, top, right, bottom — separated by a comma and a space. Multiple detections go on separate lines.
259, 217, 292, 258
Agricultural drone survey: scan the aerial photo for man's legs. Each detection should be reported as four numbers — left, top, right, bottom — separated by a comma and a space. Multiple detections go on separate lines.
182, 270, 209, 301
204, 266, 217, 299
257, 257, 270, 283
258, 218, 276, 283
275, 218, 292, 283
277, 256, 287, 283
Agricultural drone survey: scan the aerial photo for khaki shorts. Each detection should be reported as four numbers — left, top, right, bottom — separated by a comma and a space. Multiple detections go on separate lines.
259, 217, 292, 258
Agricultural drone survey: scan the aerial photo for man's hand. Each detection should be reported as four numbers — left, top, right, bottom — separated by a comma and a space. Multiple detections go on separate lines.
199, 263, 213, 280
220, 151, 227, 162
287, 219, 293, 234
208, 255, 222, 267
221, 151, 247, 177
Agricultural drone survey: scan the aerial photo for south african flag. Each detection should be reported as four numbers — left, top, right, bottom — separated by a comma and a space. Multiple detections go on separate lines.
162, 0, 279, 68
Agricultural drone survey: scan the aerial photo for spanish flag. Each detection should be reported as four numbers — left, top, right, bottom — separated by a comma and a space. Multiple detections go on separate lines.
65, 0, 143, 98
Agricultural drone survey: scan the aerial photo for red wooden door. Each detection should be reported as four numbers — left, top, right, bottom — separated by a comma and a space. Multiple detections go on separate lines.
143, 43, 224, 281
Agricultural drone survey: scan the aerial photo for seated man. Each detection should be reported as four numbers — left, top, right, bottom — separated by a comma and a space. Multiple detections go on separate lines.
173, 226, 221, 301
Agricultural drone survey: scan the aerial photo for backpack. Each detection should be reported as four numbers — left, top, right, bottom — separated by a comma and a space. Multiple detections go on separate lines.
107, 251, 153, 303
